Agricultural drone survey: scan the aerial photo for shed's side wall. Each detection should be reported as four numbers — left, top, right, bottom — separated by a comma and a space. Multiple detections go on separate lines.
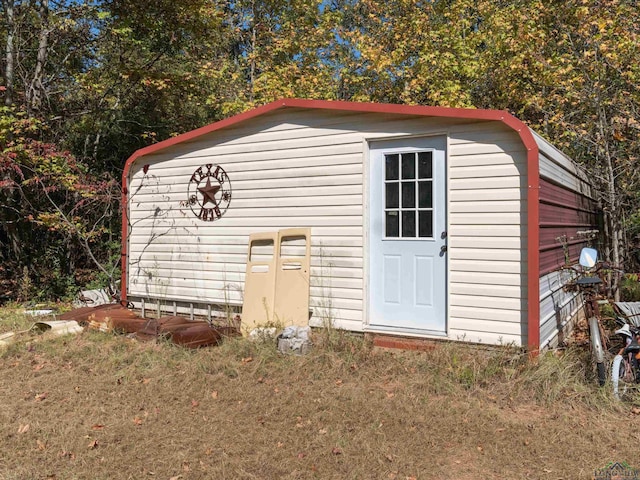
536, 135, 600, 348
126, 109, 527, 345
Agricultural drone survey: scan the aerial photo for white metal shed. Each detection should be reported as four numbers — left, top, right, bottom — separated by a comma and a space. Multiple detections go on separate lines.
121, 99, 599, 350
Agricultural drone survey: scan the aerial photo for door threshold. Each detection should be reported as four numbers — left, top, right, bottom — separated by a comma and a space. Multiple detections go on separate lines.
366, 325, 447, 338
366, 332, 444, 351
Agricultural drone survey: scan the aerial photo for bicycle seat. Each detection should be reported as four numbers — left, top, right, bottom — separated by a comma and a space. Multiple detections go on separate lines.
625, 343, 640, 354
576, 277, 602, 286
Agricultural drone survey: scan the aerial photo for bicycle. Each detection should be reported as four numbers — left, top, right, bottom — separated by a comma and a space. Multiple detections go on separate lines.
610, 304, 640, 400
562, 247, 608, 386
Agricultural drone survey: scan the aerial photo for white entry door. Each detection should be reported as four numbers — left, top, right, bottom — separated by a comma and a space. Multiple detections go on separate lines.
369, 136, 447, 333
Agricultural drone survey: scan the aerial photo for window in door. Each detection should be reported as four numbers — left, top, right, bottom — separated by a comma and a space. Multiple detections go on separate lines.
384, 151, 434, 239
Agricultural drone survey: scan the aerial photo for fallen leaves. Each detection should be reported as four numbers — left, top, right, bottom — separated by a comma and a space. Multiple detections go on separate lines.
91, 424, 105, 431
295, 417, 311, 428
331, 447, 342, 455
59, 450, 75, 460
37, 439, 47, 451
18, 424, 30, 434
34, 392, 48, 402
132, 417, 143, 426
211, 391, 218, 400
87, 439, 98, 450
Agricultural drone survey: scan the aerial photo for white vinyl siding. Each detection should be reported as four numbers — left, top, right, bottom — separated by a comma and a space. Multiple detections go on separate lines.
447, 123, 527, 346
126, 109, 527, 344
127, 109, 413, 331
539, 269, 582, 349
534, 131, 591, 189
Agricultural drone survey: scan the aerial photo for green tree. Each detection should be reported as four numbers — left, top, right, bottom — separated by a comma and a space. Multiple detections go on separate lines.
0, 0, 121, 298
326, 0, 485, 105
477, 0, 640, 292
2, 0, 640, 301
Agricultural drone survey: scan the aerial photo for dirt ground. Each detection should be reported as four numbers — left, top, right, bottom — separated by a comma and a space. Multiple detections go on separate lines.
0, 311, 638, 480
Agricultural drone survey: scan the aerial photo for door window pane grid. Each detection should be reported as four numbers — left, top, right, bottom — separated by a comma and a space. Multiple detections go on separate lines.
384, 151, 434, 239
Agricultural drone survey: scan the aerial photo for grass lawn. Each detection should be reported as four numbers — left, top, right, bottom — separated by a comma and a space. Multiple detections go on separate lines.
0, 307, 638, 479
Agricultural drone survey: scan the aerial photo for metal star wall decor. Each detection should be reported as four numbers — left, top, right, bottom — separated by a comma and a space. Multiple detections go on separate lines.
187, 164, 232, 221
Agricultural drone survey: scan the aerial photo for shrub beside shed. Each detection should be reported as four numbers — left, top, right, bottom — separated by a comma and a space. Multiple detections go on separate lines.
121, 99, 599, 349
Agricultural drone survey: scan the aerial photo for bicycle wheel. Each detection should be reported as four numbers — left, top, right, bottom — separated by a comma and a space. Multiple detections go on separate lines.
588, 316, 606, 386
612, 354, 627, 400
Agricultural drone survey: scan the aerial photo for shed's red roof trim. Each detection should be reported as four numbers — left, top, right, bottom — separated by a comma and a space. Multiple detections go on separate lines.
122, 98, 531, 177
120, 98, 541, 351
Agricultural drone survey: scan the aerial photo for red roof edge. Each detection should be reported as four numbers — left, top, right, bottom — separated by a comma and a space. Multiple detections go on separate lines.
503, 121, 540, 353
119, 98, 540, 351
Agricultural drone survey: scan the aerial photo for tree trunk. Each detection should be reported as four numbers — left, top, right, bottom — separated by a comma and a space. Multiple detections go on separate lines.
93, 132, 101, 160
3, 0, 15, 106
245, 0, 257, 103
599, 106, 622, 300
1, 0, 18, 263
27, 0, 49, 114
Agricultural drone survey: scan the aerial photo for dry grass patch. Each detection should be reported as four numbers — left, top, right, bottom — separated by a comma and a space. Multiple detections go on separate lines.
0, 307, 49, 336
0, 308, 638, 479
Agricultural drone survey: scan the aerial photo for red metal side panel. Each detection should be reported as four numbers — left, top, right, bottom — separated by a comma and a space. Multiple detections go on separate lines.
539, 178, 599, 275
